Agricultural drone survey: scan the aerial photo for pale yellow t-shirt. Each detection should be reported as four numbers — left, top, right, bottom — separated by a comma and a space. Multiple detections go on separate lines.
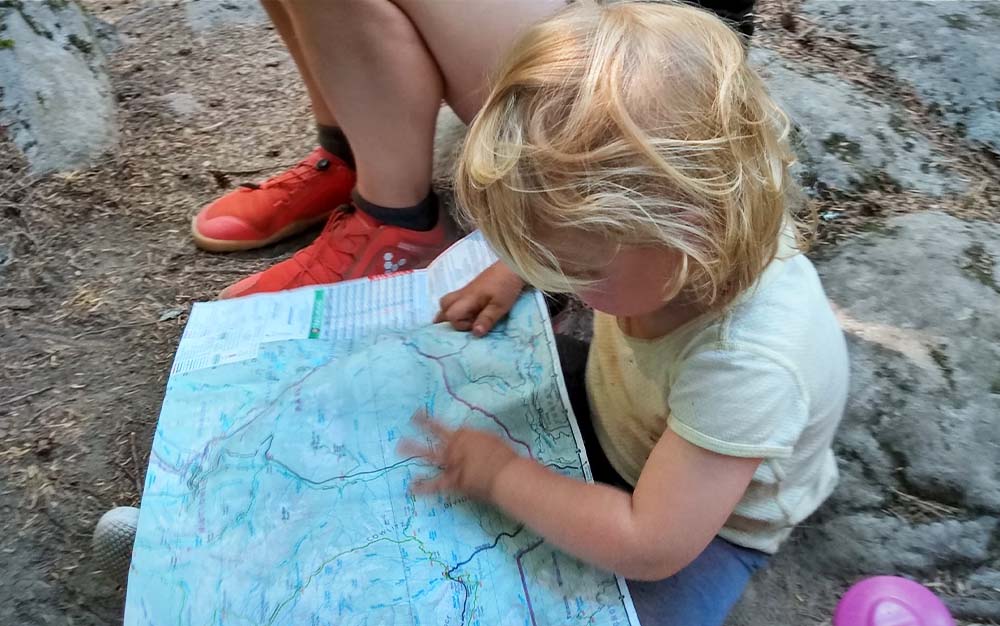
585, 249, 848, 554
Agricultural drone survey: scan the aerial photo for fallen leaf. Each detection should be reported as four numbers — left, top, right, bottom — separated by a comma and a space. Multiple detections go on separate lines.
158, 308, 185, 322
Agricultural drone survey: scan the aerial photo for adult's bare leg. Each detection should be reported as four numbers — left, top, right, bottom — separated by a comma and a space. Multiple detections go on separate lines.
259, 0, 337, 127
281, 0, 564, 209
216, 0, 564, 297
192, 0, 356, 255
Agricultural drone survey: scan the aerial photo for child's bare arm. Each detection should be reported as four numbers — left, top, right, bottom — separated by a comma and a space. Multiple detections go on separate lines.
402, 414, 760, 580
490, 430, 760, 579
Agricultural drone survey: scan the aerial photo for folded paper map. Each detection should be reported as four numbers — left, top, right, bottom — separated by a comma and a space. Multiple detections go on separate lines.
125, 232, 640, 626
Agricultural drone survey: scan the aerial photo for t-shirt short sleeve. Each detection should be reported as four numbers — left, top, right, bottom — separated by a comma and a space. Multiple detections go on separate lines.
667, 344, 809, 459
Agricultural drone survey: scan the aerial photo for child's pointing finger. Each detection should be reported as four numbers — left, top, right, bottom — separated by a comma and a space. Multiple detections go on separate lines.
396, 439, 442, 466
411, 410, 454, 442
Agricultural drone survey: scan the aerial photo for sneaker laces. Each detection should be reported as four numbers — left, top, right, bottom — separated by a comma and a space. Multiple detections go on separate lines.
291, 204, 372, 282
239, 154, 332, 191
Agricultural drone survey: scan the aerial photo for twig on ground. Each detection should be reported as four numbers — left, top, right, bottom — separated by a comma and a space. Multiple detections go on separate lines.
72, 319, 159, 340
0, 386, 55, 409
890, 487, 962, 516
26, 401, 62, 426
0, 173, 37, 200
181, 266, 277, 274
129, 432, 143, 496
196, 118, 230, 133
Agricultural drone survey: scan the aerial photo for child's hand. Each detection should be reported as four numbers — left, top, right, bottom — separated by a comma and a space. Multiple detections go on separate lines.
398, 411, 518, 502
434, 261, 525, 337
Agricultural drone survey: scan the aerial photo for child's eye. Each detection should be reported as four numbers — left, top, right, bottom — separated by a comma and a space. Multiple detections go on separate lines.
555, 257, 608, 282
565, 268, 603, 282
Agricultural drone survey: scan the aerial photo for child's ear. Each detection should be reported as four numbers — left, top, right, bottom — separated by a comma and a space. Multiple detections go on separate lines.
659, 250, 689, 303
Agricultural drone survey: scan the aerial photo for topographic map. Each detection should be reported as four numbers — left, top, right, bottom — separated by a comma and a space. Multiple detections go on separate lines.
125, 234, 639, 626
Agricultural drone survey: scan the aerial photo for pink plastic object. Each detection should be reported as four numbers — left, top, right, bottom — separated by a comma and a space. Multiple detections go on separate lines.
833, 576, 955, 626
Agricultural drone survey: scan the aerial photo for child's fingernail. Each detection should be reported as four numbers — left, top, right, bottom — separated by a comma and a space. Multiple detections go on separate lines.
473, 326, 484, 336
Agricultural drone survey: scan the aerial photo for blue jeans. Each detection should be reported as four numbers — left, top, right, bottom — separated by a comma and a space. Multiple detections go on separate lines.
627, 537, 769, 626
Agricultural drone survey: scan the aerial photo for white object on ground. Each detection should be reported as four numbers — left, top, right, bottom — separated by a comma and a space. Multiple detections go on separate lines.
93, 506, 139, 583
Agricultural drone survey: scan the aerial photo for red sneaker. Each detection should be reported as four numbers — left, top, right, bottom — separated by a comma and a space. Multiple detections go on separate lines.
218, 205, 450, 299
192, 147, 355, 252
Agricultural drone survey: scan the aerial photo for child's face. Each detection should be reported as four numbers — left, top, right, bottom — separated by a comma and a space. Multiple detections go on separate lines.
550, 236, 682, 317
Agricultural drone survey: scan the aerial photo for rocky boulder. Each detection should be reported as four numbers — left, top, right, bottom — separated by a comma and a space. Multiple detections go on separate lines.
183, 0, 266, 33
0, 0, 118, 173
751, 48, 964, 196
800, 0, 1000, 154
729, 212, 1000, 625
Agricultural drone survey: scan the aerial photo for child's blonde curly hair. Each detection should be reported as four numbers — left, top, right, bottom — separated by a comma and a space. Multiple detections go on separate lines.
456, 0, 800, 310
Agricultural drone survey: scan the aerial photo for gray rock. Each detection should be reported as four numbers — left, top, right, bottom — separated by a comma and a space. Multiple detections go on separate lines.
728, 212, 1000, 626
433, 105, 469, 233
820, 212, 1000, 513
159, 91, 203, 118
433, 105, 467, 193
969, 568, 1000, 593
824, 456, 887, 512
800, 0, 1000, 153
184, 0, 267, 32
961, 567, 1000, 621
0, 0, 117, 174
803, 514, 996, 576
947, 597, 1000, 623
751, 48, 963, 195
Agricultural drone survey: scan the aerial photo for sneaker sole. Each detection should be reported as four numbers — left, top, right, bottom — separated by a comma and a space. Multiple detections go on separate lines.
190, 211, 334, 253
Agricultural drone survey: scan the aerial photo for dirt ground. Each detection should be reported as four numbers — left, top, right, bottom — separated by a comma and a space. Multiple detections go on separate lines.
0, 1, 997, 625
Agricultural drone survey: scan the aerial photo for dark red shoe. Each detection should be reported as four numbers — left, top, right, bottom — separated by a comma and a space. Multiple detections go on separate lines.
219, 205, 451, 299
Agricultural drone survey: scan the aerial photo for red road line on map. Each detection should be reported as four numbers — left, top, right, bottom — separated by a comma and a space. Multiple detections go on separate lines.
406, 342, 533, 458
